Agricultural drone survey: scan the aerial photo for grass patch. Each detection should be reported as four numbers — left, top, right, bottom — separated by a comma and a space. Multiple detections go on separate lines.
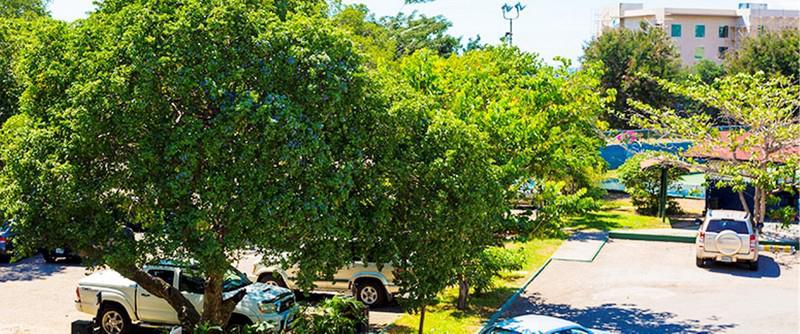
566, 198, 671, 231
385, 238, 564, 334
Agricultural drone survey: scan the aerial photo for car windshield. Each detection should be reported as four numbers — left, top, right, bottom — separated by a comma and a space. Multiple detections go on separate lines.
706, 219, 749, 234
222, 267, 252, 292
180, 266, 252, 293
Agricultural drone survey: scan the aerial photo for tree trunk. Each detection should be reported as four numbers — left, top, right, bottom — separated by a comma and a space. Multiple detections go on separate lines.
754, 187, 768, 229
753, 188, 762, 225
418, 305, 426, 334
457, 276, 469, 310
120, 266, 201, 331
202, 271, 247, 326
738, 191, 751, 217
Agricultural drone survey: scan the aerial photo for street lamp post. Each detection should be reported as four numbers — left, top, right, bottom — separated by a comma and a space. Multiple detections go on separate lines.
502, 2, 526, 45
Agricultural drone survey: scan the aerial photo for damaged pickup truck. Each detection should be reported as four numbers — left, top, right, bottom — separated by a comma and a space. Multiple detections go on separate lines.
75, 261, 297, 334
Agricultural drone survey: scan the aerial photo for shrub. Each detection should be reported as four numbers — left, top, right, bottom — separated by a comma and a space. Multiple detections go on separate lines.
466, 246, 525, 294
289, 296, 368, 334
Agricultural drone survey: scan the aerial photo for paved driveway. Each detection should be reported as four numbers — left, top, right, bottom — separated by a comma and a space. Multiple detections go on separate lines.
0, 256, 88, 334
503, 239, 799, 334
0, 254, 401, 333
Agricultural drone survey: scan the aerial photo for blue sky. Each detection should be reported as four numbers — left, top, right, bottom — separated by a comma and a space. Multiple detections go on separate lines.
49, 0, 799, 64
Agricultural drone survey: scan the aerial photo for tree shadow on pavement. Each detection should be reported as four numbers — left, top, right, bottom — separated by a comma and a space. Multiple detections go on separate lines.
506, 294, 737, 334
0, 255, 72, 282
705, 255, 781, 278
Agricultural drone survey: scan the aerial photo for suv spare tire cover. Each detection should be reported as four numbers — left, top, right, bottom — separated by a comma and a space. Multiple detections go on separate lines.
715, 230, 742, 256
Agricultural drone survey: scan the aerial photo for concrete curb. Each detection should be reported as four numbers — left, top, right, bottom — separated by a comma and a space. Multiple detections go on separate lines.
477, 237, 608, 333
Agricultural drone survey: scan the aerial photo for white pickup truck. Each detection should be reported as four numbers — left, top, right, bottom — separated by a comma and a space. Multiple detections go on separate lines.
75, 262, 297, 334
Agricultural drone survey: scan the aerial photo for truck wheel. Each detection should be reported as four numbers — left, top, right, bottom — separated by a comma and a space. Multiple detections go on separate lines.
695, 257, 705, 268
355, 281, 386, 307
42, 251, 56, 264
99, 304, 131, 334
225, 314, 252, 334
258, 273, 287, 288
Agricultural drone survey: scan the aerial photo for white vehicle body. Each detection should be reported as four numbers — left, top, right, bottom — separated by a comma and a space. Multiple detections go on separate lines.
486, 314, 610, 334
252, 261, 400, 307
75, 264, 297, 333
696, 210, 759, 270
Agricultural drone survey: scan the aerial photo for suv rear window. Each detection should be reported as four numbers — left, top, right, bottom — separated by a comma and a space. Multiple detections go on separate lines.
706, 219, 749, 234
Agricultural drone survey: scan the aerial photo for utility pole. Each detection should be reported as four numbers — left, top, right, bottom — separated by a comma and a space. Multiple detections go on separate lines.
502, 2, 526, 45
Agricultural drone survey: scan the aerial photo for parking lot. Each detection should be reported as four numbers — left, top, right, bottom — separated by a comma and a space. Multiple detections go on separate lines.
0, 254, 401, 334
504, 239, 799, 333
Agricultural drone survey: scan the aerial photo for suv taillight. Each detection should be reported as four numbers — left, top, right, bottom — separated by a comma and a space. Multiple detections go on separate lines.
749, 234, 756, 252
0, 236, 5, 243
698, 232, 705, 247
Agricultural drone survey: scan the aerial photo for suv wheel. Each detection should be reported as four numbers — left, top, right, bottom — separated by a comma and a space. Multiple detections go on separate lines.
748, 259, 759, 271
99, 304, 131, 334
356, 281, 386, 307
695, 257, 705, 268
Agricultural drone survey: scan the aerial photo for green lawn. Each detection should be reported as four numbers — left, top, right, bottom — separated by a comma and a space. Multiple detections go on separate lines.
385, 238, 564, 334
566, 198, 671, 231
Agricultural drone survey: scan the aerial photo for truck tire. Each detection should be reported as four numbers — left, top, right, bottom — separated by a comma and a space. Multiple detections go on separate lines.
257, 273, 287, 288
695, 257, 705, 268
225, 314, 252, 333
98, 304, 132, 334
355, 280, 386, 307
42, 251, 57, 264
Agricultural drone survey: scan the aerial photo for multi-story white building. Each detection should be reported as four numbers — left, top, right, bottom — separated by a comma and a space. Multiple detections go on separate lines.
598, 3, 799, 66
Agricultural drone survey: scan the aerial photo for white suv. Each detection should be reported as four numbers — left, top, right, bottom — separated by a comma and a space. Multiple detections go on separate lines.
252, 260, 399, 307
696, 210, 759, 271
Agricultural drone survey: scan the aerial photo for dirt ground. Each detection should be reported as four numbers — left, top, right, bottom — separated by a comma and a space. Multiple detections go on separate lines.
504, 239, 800, 334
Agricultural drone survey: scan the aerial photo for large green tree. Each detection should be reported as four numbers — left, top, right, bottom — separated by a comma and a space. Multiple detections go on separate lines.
630, 72, 800, 226
726, 29, 800, 82
377, 47, 606, 332
1, 0, 383, 329
582, 22, 681, 129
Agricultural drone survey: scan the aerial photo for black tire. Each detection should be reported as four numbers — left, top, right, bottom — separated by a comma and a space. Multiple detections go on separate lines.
257, 273, 287, 288
695, 257, 705, 268
748, 259, 759, 271
225, 314, 252, 334
98, 304, 132, 334
42, 251, 56, 263
355, 280, 387, 307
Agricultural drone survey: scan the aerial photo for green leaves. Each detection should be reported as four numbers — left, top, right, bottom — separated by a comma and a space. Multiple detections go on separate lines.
1, 0, 382, 326
583, 23, 681, 129
376, 46, 606, 313
726, 29, 800, 83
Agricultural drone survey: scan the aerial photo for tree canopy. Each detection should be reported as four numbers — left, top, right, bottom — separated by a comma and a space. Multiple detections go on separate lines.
375, 47, 606, 330
1, 0, 383, 328
0, 0, 49, 18
630, 72, 800, 226
726, 29, 800, 82
582, 22, 681, 129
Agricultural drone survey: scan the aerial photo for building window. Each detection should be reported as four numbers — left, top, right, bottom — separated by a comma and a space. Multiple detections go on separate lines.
718, 46, 729, 59
694, 47, 705, 60
695, 24, 705, 38
719, 25, 729, 38
671, 24, 682, 37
